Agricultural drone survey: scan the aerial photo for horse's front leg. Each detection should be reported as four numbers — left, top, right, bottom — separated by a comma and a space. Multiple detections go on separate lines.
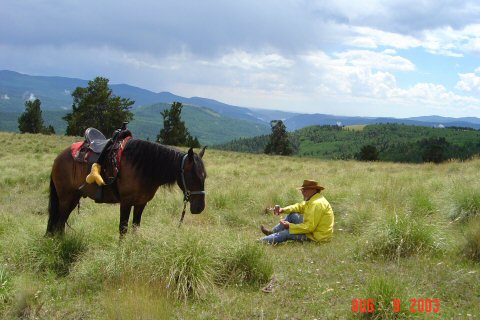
132, 204, 146, 231
119, 204, 132, 237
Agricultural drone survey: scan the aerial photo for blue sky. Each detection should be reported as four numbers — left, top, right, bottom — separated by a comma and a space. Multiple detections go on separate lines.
2, 0, 480, 118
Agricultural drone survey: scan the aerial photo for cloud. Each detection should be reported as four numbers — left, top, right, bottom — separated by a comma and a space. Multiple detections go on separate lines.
347, 26, 421, 49
2, 0, 480, 117
346, 23, 480, 58
302, 49, 479, 113
456, 67, 480, 93
302, 50, 406, 97
312, 0, 480, 34
334, 50, 415, 71
1, 94, 9, 100
218, 50, 294, 70
0, 0, 330, 58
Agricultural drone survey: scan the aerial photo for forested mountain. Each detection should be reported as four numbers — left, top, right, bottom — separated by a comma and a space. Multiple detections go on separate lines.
128, 103, 269, 144
213, 124, 480, 163
4, 70, 480, 147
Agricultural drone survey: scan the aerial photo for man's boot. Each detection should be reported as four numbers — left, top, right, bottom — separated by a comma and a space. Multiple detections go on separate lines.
260, 225, 273, 236
86, 163, 106, 186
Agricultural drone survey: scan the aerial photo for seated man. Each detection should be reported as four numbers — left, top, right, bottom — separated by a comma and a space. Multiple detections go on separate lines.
260, 179, 334, 244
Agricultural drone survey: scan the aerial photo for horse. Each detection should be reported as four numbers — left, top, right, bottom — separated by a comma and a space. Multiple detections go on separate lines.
46, 138, 207, 236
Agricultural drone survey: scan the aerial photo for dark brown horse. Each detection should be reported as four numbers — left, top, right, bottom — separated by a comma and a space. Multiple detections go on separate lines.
46, 139, 207, 236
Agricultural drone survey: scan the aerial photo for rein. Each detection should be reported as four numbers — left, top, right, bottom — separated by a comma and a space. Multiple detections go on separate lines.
179, 153, 206, 226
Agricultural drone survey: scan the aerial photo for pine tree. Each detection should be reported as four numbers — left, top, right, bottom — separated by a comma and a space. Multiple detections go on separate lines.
63, 77, 134, 137
264, 120, 293, 155
355, 144, 379, 161
18, 98, 45, 133
157, 102, 200, 147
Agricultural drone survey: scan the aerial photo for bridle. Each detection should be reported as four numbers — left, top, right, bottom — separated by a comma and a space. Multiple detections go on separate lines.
179, 153, 206, 226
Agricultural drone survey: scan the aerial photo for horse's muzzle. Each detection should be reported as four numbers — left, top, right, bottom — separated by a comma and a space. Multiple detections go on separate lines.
190, 201, 205, 214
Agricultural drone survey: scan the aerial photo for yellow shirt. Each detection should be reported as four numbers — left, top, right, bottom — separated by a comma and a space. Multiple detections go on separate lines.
283, 193, 334, 242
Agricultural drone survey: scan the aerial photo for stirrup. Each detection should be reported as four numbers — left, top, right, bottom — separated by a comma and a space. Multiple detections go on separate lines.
86, 163, 106, 186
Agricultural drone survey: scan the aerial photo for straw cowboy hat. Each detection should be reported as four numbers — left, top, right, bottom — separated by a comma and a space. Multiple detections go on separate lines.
297, 179, 325, 191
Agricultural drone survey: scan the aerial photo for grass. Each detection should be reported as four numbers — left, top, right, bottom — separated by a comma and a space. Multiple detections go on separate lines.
360, 211, 444, 260
463, 217, 480, 262
27, 233, 88, 276
0, 131, 479, 318
450, 188, 480, 222
0, 267, 12, 305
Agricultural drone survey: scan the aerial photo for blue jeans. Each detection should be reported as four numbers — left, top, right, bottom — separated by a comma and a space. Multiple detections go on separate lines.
261, 213, 308, 244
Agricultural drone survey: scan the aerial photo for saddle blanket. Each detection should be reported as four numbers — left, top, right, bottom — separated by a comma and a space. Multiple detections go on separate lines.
70, 136, 132, 169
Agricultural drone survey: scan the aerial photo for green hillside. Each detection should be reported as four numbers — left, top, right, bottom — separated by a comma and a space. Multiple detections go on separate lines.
213, 124, 480, 162
0, 103, 269, 145
129, 103, 270, 144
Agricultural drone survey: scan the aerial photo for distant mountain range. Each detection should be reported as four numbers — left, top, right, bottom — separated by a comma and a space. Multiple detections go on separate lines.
2, 70, 480, 144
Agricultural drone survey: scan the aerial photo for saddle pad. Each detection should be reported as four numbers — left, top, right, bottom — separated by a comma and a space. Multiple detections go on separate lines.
71, 141, 85, 159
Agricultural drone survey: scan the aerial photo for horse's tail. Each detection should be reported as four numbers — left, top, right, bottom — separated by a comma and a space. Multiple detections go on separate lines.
46, 176, 60, 235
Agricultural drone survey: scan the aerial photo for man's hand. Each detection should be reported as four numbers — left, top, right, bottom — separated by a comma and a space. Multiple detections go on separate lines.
280, 219, 290, 229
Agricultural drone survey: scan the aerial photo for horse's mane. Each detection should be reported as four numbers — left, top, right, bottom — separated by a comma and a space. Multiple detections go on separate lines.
122, 139, 184, 187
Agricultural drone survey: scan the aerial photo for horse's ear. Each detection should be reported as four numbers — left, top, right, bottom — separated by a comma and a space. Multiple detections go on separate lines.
199, 146, 207, 158
188, 147, 194, 161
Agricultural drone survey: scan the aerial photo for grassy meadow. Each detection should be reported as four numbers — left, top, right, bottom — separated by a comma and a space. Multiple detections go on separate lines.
0, 131, 479, 319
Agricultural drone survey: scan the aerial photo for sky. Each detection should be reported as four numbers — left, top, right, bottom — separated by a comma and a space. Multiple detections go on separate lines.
3, 0, 480, 118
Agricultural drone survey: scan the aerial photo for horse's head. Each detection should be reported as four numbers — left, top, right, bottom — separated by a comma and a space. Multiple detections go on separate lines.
179, 146, 207, 214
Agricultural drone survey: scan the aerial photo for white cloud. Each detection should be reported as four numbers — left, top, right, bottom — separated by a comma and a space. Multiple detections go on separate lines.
346, 23, 480, 58
456, 68, 480, 93
302, 50, 405, 97
302, 49, 480, 113
348, 26, 421, 49
218, 50, 294, 70
396, 83, 478, 106
334, 50, 415, 71
1, 94, 10, 100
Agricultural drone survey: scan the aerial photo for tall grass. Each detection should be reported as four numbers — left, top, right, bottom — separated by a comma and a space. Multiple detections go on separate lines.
463, 217, 480, 261
409, 188, 437, 217
27, 233, 88, 276
361, 276, 408, 319
450, 188, 480, 222
0, 267, 12, 305
1, 132, 480, 318
360, 211, 444, 260
217, 242, 273, 286
100, 279, 173, 320
162, 233, 216, 301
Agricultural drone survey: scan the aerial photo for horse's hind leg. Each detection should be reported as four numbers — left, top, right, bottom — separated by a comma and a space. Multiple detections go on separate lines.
132, 204, 146, 231
52, 195, 80, 234
119, 204, 132, 236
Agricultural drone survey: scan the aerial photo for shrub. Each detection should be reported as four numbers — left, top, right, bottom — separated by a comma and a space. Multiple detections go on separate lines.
217, 242, 273, 287
162, 234, 216, 301
450, 189, 480, 222
361, 276, 408, 319
340, 204, 374, 235
28, 233, 88, 276
355, 144, 379, 161
463, 217, 480, 262
0, 267, 13, 305
361, 212, 442, 260
409, 189, 436, 217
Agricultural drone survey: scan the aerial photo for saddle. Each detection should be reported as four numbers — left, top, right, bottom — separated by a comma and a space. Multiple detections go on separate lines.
71, 125, 132, 183
85, 128, 109, 153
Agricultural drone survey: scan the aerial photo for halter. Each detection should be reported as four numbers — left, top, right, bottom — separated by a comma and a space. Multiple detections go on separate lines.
179, 153, 206, 226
